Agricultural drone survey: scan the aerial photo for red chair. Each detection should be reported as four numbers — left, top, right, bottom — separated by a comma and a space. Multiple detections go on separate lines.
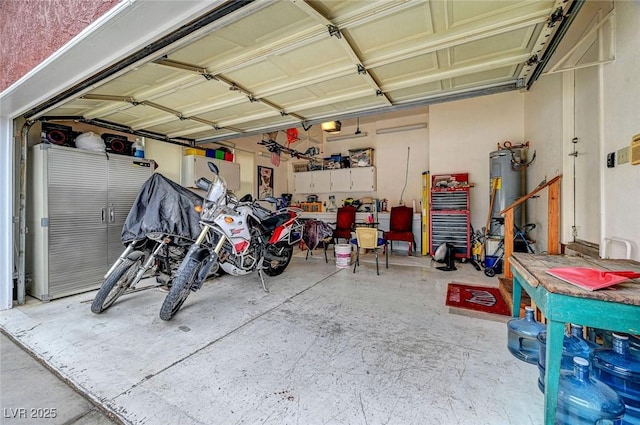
383, 206, 415, 258
325, 206, 356, 259
331, 205, 356, 244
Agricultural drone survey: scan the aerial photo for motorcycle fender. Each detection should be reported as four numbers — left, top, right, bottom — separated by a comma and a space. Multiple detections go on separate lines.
190, 246, 211, 263
175, 244, 209, 276
195, 252, 219, 288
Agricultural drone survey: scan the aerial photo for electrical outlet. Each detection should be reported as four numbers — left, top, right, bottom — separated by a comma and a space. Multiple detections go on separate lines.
617, 146, 630, 164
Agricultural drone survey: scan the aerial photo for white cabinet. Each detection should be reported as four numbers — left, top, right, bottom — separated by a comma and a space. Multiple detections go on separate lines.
27, 144, 154, 300
330, 169, 351, 192
349, 167, 376, 192
181, 155, 240, 191
293, 167, 376, 194
294, 170, 331, 193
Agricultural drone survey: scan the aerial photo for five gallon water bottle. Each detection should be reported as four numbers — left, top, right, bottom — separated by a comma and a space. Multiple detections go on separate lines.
591, 333, 640, 424
536, 324, 599, 392
556, 357, 626, 425
507, 306, 546, 364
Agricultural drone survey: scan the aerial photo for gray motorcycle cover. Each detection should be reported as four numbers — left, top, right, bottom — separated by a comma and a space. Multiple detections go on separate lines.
121, 173, 203, 243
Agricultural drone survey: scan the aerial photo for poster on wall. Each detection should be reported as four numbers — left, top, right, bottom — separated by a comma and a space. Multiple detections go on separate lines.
258, 165, 273, 199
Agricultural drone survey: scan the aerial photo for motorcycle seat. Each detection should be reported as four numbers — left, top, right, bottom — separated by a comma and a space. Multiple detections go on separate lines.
261, 213, 291, 231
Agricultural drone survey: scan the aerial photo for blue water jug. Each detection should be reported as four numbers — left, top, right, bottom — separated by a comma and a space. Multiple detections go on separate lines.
507, 306, 546, 364
537, 324, 599, 392
592, 333, 640, 424
556, 357, 626, 425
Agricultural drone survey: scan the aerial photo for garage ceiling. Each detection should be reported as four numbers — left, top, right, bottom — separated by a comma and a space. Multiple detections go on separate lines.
29, 0, 581, 147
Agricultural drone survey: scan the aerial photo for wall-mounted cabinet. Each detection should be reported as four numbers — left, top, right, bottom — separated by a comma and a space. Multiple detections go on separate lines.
294, 167, 376, 194
294, 170, 331, 194
181, 155, 240, 191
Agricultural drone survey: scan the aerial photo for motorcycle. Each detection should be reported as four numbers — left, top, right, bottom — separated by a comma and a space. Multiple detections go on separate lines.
91, 173, 204, 314
159, 162, 303, 321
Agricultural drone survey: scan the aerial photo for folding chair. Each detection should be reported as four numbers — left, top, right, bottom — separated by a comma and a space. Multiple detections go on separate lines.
351, 227, 387, 275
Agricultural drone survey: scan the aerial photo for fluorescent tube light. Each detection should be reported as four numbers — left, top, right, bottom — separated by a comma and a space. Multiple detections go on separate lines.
375, 123, 427, 135
326, 132, 368, 142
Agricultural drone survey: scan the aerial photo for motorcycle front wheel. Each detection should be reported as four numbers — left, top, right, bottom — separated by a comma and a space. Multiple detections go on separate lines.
159, 258, 201, 321
263, 245, 294, 276
91, 255, 143, 314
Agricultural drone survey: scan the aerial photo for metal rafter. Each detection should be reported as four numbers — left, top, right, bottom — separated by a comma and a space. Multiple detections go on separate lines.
291, 0, 392, 106
78, 2, 552, 128
81, 93, 245, 134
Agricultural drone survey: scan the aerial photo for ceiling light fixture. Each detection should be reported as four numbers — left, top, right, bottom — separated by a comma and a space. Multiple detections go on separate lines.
321, 121, 341, 133
326, 132, 368, 142
375, 123, 427, 135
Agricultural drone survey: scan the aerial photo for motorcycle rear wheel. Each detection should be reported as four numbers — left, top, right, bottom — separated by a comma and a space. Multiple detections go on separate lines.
263, 245, 293, 276
159, 258, 201, 321
91, 256, 142, 314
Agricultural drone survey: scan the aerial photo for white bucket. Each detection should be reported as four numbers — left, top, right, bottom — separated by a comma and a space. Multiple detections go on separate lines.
335, 244, 352, 268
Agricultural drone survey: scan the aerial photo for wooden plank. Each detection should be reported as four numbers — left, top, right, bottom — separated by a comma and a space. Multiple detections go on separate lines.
547, 177, 561, 254
504, 209, 514, 278
498, 175, 562, 215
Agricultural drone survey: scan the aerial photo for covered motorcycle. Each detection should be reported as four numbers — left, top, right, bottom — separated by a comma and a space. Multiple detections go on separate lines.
91, 173, 203, 313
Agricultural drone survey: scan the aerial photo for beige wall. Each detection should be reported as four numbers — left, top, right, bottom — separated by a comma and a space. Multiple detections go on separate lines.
522, 73, 564, 252
429, 91, 525, 234
600, 0, 640, 260
522, 1, 640, 260
283, 111, 429, 211
146, 139, 182, 183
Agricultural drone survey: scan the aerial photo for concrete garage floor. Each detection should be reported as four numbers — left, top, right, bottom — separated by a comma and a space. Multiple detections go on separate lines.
1, 251, 543, 425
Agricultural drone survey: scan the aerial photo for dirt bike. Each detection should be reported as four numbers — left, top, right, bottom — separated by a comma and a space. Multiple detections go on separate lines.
159, 162, 303, 321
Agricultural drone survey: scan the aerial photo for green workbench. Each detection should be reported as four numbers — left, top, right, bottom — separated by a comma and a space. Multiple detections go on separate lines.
509, 253, 640, 425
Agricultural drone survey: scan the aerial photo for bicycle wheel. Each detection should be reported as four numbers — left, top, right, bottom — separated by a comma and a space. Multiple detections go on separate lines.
159, 258, 201, 321
91, 255, 143, 314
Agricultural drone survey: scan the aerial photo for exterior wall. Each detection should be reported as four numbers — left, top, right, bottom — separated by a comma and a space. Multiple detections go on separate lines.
429, 92, 525, 235
0, 0, 119, 92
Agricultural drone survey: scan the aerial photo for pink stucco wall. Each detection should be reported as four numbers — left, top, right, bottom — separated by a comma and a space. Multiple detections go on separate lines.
0, 0, 119, 93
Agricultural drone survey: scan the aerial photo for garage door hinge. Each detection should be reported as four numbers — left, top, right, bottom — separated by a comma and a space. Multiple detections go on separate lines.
327, 25, 341, 39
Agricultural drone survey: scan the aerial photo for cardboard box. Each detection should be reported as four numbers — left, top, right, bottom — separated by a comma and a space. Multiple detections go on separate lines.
349, 148, 374, 167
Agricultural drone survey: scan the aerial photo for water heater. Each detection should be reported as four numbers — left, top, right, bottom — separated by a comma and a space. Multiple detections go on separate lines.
489, 149, 526, 236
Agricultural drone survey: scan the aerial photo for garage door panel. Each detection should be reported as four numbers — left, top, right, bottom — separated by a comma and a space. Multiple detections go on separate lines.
30, 0, 582, 145
451, 28, 534, 65
452, 66, 517, 88
346, 3, 434, 56
386, 83, 444, 104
